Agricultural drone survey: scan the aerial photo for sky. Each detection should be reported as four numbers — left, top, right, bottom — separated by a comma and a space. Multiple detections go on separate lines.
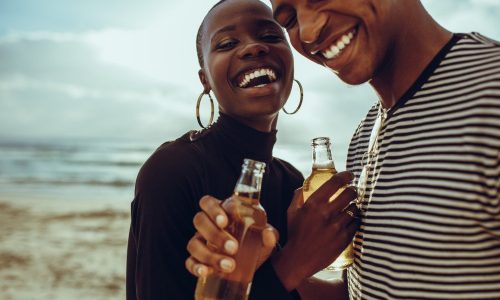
1, 0, 499, 170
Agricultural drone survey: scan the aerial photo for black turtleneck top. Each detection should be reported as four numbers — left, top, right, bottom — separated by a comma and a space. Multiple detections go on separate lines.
126, 113, 304, 300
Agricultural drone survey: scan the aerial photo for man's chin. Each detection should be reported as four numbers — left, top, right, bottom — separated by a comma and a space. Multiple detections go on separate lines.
332, 68, 372, 86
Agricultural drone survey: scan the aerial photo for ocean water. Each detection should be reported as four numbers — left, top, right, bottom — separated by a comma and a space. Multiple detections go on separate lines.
0, 138, 154, 204
0, 137, 341, 205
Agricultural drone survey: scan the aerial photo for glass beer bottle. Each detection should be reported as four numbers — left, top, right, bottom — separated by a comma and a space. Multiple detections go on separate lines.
302, 137, 354, 275
195, 158, 267, 300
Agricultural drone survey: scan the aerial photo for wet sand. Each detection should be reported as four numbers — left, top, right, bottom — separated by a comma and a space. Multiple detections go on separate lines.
0, 199, 130, 300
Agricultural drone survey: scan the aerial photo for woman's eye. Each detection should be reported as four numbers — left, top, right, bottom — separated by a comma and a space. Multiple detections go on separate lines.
216, 40, 237, 50
261, 33, 284, 42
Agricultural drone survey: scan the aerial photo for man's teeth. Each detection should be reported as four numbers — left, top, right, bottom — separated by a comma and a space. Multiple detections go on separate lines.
319, 29, 356, 60
238, 68, 277, 88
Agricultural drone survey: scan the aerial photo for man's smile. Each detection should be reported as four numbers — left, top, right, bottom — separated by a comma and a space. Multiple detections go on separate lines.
312, 27, 358, 60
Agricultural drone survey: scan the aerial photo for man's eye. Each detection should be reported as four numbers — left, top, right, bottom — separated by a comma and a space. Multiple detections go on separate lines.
277, 12, 297, 30
216, 40, 237, 50
283, 15, 297, 29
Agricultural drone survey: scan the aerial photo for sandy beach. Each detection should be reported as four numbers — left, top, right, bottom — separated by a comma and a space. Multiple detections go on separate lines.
0, 197, 130, 300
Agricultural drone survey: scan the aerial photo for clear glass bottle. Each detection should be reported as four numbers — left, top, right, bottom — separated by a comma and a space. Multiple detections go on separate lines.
302, 137, 353, 276
195, 159, 267, 300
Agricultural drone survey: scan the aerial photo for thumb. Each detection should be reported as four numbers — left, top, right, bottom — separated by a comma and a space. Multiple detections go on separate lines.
288, 188, 304, 216
257, 225, 279, 269
262, 225, 279, 248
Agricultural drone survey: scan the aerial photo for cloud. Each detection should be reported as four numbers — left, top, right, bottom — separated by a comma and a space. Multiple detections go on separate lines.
422, 0, 500, 38
0, 0, 178, 33
0, 36, 195, 140
0, 0, 222, 142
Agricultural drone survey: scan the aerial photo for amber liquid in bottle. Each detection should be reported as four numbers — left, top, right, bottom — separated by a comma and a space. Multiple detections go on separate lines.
195, 159, 267, 300
302, 137, 354, 275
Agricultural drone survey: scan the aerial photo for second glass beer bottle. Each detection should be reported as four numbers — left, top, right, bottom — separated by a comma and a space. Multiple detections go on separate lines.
302, 137, 354, 273
195, 158, 267, 300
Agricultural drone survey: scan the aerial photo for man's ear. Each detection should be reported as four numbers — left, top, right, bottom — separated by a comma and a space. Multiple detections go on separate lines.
198, 69, 211, 93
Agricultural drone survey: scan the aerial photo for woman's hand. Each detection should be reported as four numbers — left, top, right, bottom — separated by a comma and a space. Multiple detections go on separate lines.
185, 195, 278, 277
272, 171, 360, 291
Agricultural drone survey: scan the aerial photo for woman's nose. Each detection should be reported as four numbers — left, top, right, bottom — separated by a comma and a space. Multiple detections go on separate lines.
237, 42, 270, 59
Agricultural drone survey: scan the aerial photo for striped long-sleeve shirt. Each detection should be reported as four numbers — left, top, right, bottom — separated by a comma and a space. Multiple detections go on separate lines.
346, 33, 500, 299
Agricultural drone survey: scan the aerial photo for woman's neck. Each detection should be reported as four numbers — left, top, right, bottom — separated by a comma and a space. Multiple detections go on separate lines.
223, 112, 279, 133
370, 2, 452, 109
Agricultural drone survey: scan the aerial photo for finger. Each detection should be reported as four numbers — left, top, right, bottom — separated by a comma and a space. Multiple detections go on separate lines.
326, 208, 360, 252
199, 195, 227, 229
262, 225, 279, 249
336, 203, 362, 228
185, 257, 212, 277
342, 217, 360, 249
332, 220, 359, 256
221, 197, 242, 218
193, 212, 238, 255
187, 234, 236, 273
287, 188, 304, 217
258, 226, 279, 267
193, 231, 206, 244
326, 186, 358, 219
344, 217, 360, 238
304, 171, 354, 208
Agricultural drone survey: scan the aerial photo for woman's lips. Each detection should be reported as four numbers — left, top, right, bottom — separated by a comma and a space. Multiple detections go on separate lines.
237, 67, 278, 88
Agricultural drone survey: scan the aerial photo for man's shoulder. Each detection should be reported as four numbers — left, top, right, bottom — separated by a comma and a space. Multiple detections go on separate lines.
465, 32, 500, 48
438, 32, 500, 86
450, 32, 500, 57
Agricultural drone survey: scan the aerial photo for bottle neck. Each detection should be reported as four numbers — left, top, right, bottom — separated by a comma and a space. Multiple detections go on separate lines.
234, 159, 265, 203
311, 138, 335, 170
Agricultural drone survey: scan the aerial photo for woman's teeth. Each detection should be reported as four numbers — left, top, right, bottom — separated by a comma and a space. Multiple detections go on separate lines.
319, 29, 356, 60
238, 68, 277, 88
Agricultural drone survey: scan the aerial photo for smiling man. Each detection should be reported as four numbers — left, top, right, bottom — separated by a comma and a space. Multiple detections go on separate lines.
269, 0, 500, 299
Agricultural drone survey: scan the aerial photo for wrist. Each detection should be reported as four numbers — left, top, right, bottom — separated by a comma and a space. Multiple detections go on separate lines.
270, 246, 305, 291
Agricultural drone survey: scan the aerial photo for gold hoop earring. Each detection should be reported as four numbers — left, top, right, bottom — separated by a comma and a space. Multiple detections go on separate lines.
196, 91, 215, 128
282, 79, 303, 115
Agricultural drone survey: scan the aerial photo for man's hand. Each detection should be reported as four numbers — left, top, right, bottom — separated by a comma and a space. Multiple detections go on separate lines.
272, 171, 360, 291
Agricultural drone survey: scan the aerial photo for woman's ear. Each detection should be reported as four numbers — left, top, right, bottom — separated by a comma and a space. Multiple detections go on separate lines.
198, 69, 211, 93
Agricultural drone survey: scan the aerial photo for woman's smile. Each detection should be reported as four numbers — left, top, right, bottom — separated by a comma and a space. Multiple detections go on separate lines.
237, 67, 278, 88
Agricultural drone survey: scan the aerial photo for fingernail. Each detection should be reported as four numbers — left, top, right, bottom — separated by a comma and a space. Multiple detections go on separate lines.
224, 240, 237, 254
220, 258, 234, 271
263, 228, 277, 246
215, 214, 226, 228
195, 265, 206, 277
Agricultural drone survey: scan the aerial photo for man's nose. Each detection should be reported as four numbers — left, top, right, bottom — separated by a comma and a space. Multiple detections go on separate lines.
298, 10, 326, 44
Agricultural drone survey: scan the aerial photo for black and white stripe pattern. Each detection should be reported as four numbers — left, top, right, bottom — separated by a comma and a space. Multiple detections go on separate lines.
346, 33, 500, 299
